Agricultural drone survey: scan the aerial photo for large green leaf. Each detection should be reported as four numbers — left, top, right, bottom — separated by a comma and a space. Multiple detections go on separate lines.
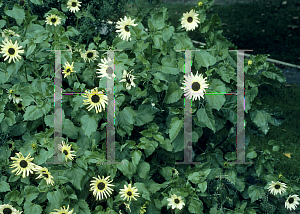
24, 186, 39, 202
131, 150, 142, 166
163, 82, 183, 104
173, 34, 194, 51
188, 197, 204, 214
0, 181, 10, 192
24, 104, 51, 121
62, 119, 79, 139
116, 107, 135, 137
134, 104, 159, 126
158, 56, 179, 75
194, 50, 217, 69
116, 159, 136, 180
64, 168, 86, 190
250, 109, 271, 135
5, 5, 25, 22
47, 189, 67, 208
80, 115, 97, 138
135, 182, 150, 200
169, 117, 183, 142
24, 202, 42, 214
1, 110, 16, 132
137, 161, 150, 179
205, 94, 226, 111
196, 105, 216, 132
248, 185, 264, 203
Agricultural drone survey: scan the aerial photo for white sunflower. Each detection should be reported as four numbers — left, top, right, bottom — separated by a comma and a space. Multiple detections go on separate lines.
267, 181, 287, 196
285, 195, 300, 211
180, 71, 209, 101
181, 9, 200, 31
67, 0, 82, 13
50, 205, 75, 214
7, 89, 22, 104
90, 175, 115, 200
45, 14, 62, 26
58, 141, 76, 162
62, 61, 76, 78
1, 29, 20, 41
116, 16, 138, 41
96, 58, 116, 79
167, 194, 185, 210
0, 39, 24, 63
119, 183, 140, 202
119, 69, 136, 90
35, 166, 54, 186
9, 152, 39, 178
0, 204, 22, 214
82, 87, 108, 113
80, 49, 99, 63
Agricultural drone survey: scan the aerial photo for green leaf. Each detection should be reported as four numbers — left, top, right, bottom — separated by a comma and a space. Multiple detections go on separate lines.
172, 129, 184, 152
138, 137, 158, 157
246, 151, 257, 159
24, 104, 51, 121
47, 189, 67, 208
30, 0, 43, 5
205, 94, 226, 111
0, 62, 10, 84
24, 186, 39, 202
116, 107, 135, 137
194, 51, 217, 69
81, 115, 97, 138
250, 110, 271, 135
173, 34, 194, 51
63, 119, 79, 139
159, 56, 180, 75
198, 181, 207, 193
162, 26, 175, 42
5, 190, 24, 205
64, 168, 86, 190
1, 110, 16, 132
117, 159, 137, 180
24, 202, 42, 214
196, 106, 216, 132
248, 185, 264, 203
34, 148, 53, 165
0, 181, 10, 192
137, 161, 150, 179
188, 197, 204, 214
150, 11, 165, 30
163, 82, 183, 104
169, 117, 183, 142
160, 166, 173, 181
5, 5, 25, 21
153, 34, 163, 49
131, 150, 142, 166
135, 182, 150, 200
134, 104, 158, 126
262, 66, 286, 83
26, 43, 36, 58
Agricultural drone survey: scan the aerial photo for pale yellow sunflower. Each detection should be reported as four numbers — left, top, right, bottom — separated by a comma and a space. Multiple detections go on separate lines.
67, 0, 82, 13
119, 183, 140, 202
1, 29, 20, 41
0, 39, 24, 63
267, 181, 287, 196
181, 71, 209, 101
167, 194, 185, 210
90, 175, 115, 200
119, 69, 136, 90
50, 205, 75, 214
15, 101, 26, 112
285, 195, 300, 211
7, 89, 22, 104
62, 61, 76, 78
58, 141, 76, 162
82, 87, 108, 113
35, 166, 54, 186
9, 152, 39, 178
45, 14, 62, 26
0, 204, 22, 214
96, 58, 116, 79
80, 49, 99, 63
116, 16, 138, 41
181, 9, 200, 31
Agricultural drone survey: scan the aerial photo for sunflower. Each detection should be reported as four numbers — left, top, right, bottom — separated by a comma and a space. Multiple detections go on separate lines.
285, 195, 300, 211
119, 69, 136, 90
0, 204, 22, 214
62, 61, 76, 78
167, 194, 185, 210
116, 16, 138, 41
67, 0, 82, 13
1, 29, 20, 41
45, 14, 62, 26
267, 181, 287, 195
15, 101, 26, 112
181, 71, 209, 101
9, 152, 39, 178
90, 175, 115, 201
35, 166, 54, 186
248, 60, 253, 65
80, 49, 99, 63
7, 89, 22, 104
58, 141, 76, 162
6, 140, 15, 151
50, 205, 75, 214
181, 9, 200, 31
82, 87, 108, 113
31, 142, 38, 150
0, 39, 24, 63
119, 183, 140, 202
96, 58, 116, 79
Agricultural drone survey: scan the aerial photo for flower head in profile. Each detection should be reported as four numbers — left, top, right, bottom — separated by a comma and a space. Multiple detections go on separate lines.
167, 194, 185, 210
35, 166, 54, 186
50, 205, 75, 214
285, 195, 300, 211
96, 58, 116, 79
9, 152, 39, 178
0, 204, 23, 214
80, 49, 99, 63
116, 16, 138, 41
1, 29, 20, 41
62, 61, 76, 78
0, 39, 24, 63
58, 141, 76, 162
7, 89, 22, 104
67, 0, 82, 13
45, 14, 61, 26
181, 71, 209, 101
119, 183, 140, 202
119, 69, 136, 90
90, 175, 115, 200
82, 87, 108, 113
267, 181, 287, 195
181, 10, 200, 31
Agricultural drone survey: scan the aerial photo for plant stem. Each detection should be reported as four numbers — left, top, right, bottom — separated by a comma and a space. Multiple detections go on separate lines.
24, 67, 29, 83
5, 16, 10, 29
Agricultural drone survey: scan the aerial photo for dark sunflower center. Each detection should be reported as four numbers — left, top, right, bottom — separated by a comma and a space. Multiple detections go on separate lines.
66, 45, 69, 49
72, 2, 77, 7
119, 203, 126, 210
97, 182, 105, 190
20, 0, 25, 6
8, 144, 13, 148
91, 94, 100, 103
43, 173, 49, 178
3, 207, 13, 214
66, 68, 71, 73
20, 160, 28, 168
124, 25, 130, 32
17, 104, 22, 107
187, 17, 193, 23
192, 82, 200, 91
274, 184, 280, 189
8, 48, 15, 55
126, 75, 131, 84
288, 198, 294, 203
174, 199, 180, 204
87, 52, 94, 58
51, 18, 57, 23
63, 150, 69, 155
15, 94, 20, 97
127, 191, 132, 196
